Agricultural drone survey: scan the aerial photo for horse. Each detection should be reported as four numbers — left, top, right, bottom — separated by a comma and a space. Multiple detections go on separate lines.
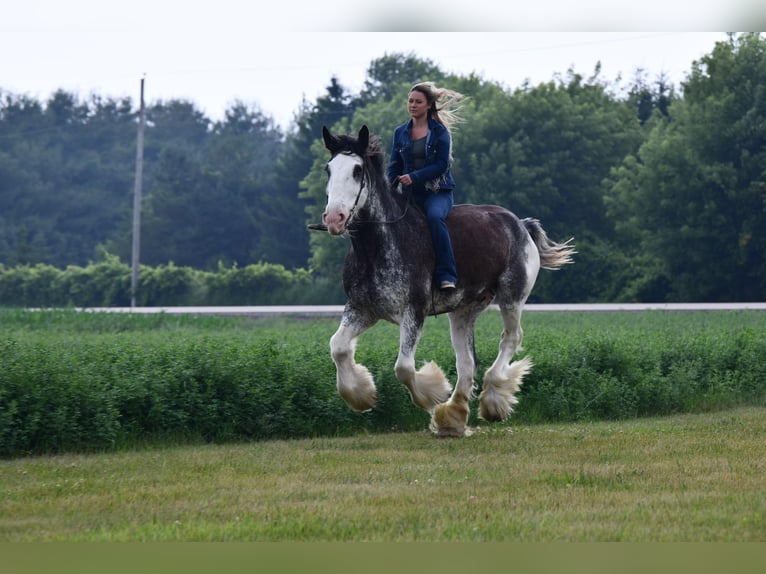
318, 124, 575, 437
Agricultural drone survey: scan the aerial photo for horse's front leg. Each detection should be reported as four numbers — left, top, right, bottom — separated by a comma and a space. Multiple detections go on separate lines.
431, 308, 480, 437
330, 308, 378, 412
394, 308, 452, 411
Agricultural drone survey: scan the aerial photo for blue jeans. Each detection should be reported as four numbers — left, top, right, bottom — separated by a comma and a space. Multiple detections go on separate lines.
413, 190, 457, 285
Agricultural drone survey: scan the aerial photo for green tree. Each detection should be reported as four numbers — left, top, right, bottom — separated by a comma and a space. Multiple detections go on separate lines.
140, 102, 284, 270
144, 99, 211, 159
455, 67, 644, 301
0, 90, 137, 267
605, 33, 766, 301
213, 101, 286, 266
270, 77, 357, 271
355, 52, 444, 106
625, 69, 675, 125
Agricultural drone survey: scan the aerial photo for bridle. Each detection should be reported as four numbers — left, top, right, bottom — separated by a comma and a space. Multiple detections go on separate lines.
344, 151, 366, 225
340, 151, 411, 228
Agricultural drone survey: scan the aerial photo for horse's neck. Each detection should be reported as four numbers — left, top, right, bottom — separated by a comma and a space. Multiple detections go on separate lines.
368, 187, 400, 220
350, 190, 422, 257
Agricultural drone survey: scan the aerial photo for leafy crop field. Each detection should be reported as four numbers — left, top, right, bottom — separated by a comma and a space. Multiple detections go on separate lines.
0, 309, 764, 457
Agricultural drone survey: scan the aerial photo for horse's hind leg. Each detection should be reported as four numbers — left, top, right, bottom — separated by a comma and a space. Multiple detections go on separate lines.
479, 304, 533, 422
431, 307, 481, 437
331, 308, 378, 412
394, 308, 452, 411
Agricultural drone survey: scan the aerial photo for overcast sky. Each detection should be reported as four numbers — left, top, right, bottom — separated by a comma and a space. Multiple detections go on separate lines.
2, 2, 761, 130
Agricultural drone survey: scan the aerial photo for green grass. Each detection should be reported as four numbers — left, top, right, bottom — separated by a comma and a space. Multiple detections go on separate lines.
2, 407, 765, 541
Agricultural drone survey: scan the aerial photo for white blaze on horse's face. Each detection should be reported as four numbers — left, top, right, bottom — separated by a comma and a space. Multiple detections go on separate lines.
322, 152, 368, 235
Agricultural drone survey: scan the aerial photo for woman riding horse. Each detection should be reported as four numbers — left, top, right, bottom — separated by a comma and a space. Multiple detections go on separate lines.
320, 124, 574, 437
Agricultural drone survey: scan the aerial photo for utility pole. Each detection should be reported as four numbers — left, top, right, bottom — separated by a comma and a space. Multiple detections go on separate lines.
130, 77, 146, 308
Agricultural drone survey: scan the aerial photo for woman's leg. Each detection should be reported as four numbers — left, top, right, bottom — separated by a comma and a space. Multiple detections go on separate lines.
422, 191, 457, 285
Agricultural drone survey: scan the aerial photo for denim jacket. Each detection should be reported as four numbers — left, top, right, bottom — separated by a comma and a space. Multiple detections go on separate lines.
387, 116, 455, 193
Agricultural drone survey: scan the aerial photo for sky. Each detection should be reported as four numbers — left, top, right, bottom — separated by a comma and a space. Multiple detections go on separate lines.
2, 2, 762, 130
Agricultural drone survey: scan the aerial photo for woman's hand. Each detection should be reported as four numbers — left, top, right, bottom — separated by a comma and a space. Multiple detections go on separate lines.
399, 174, 413, 186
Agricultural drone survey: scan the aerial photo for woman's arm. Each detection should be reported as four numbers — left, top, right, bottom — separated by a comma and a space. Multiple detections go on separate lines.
409, 126, 450, 185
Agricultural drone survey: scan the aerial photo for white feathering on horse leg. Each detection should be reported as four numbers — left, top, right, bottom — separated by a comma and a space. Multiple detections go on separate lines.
479, 356, 533, 422
337, 363, 377, 412
410, 361, 452, 410
430, 397, 471, 437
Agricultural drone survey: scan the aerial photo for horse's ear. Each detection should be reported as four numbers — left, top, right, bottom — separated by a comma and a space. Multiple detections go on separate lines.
322, 125, 338, 153
357, 125, 370, 155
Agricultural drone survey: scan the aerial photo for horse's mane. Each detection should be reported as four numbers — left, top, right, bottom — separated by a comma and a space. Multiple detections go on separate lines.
332, 132, 384, 165
333, 131, 388, 191
364, 134, 387, 188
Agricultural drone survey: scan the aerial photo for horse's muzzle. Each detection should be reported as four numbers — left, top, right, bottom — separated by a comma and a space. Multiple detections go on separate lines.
322, 210, 349, 235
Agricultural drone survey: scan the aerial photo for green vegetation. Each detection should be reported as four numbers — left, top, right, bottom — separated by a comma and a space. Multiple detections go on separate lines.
2, 407, 765, 541
1, 309, 763, 457
0, 255, 320, 307
2, 34, 765, 302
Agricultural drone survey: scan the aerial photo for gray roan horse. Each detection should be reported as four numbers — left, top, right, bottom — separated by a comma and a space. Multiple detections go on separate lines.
319, 125, 575, 437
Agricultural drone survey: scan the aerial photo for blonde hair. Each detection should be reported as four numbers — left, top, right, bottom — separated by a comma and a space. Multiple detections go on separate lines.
410, 81, 465, 134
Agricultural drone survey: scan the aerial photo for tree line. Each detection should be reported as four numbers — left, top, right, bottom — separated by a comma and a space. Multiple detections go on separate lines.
1, 32, 763, 303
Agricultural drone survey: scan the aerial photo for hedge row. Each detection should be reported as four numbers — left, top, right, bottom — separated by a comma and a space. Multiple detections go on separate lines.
1, 310, 764, 457
0, 254, 345, 307
0, 311, 428, 457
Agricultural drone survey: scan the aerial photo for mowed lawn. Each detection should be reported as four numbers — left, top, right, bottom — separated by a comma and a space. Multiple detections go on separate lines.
2, 406, 765, 542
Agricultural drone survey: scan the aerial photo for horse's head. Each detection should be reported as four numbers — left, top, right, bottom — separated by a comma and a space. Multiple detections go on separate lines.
321, 125, 372, 235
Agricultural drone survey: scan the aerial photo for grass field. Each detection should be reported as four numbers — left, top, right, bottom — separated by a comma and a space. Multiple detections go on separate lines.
2, 406, 765, 542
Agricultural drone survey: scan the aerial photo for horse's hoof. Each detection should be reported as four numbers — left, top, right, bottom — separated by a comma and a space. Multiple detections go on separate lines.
430, 401, 470, 437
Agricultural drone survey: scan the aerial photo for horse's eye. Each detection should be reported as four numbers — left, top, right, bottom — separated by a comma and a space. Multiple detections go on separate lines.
353, 165, 362, 180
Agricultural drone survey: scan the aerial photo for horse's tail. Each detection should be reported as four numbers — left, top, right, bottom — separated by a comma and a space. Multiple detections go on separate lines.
522, 217, 576, 270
